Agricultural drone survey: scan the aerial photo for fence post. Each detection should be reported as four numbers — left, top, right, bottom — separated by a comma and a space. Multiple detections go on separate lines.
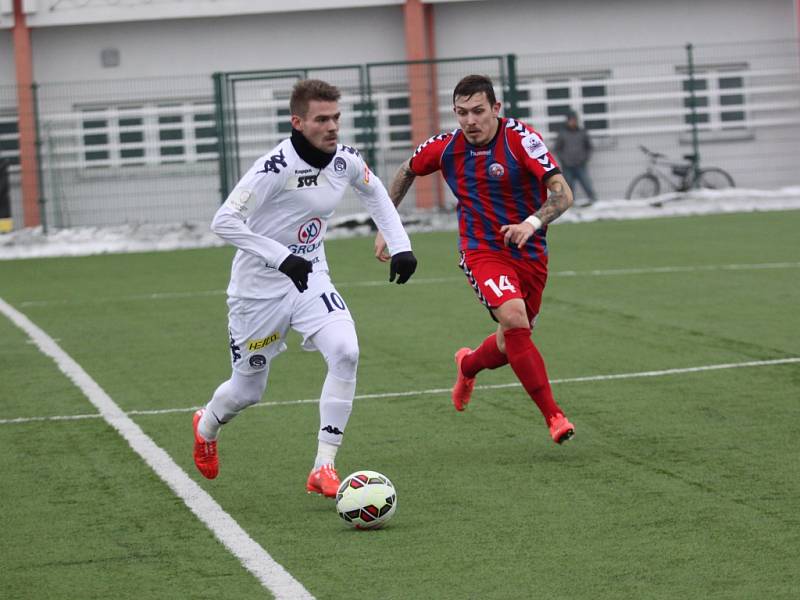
0, 157, 10, 233
685, 43, 701, 183
213, 72, 229, 202
32, 83, 47, 233
505, 54, 519, 119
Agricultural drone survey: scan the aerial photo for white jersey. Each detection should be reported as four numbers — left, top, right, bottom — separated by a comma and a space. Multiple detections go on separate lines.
212, 139, 412, 299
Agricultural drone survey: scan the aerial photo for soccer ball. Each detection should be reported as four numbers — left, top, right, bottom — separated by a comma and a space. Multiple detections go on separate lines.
335, 470, 397, 529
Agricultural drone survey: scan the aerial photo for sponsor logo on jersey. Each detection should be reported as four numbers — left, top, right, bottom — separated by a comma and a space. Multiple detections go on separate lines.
469, 149, 492, 156
363, 165, 370, 185
298, 218, 322, 244
247, 332, 280, 351
287, 241, 322, 255
285, 172, 328, 190
333, 157, 346, 172
489, 162, 505, 178
296, 175, 319, 188
257, 149, 287, 174
294, 168, 313, 174
249, 354, 267, 368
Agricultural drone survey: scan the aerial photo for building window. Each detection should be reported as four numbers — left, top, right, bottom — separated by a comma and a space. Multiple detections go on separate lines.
680, 64, 747, 131
0, 114, 20, 166
118, 106, 145, 164
517, 73, 609, 135
158, 104, 185, 161
79, 100, 217, 168
544, 75, 609, 133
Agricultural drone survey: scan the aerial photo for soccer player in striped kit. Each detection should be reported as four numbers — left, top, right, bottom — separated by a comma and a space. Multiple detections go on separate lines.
375, 74, 575, 444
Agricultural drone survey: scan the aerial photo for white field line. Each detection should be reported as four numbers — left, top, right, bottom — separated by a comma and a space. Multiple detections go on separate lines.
16, 261, 800, 307
0, 297, 314, 600
2, 357, 798, 426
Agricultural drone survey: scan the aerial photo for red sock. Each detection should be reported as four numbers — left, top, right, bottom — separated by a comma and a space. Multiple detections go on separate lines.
461, 333, 508, 378
502, 327, 562, 421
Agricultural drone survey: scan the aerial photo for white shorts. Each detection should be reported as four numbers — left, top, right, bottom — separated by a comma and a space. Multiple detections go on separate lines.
226, 270, 354, 374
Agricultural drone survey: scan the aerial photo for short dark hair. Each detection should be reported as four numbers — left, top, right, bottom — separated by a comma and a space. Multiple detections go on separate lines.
453, 74, 497, 106
290, 79, 341, 118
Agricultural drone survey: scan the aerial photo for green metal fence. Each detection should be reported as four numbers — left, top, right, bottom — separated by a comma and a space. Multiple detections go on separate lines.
1, 40, 799, 230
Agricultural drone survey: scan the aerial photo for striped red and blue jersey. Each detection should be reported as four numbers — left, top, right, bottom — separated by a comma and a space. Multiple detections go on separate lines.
410, 117, 560, 262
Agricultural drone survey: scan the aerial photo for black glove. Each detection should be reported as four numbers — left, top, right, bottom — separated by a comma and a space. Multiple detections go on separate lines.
389, 251, 417, 284
277, 254, 313, 293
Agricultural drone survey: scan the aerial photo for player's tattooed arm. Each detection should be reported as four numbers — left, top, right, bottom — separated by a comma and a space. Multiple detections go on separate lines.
501, 173, 573, 249
375, 158, 416, 262
535, 174, 574, 226
388, 158, 417, 208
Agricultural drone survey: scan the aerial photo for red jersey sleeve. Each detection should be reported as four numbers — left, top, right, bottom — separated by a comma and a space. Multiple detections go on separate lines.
506, 120, 561, 182
408, 132, 454, 176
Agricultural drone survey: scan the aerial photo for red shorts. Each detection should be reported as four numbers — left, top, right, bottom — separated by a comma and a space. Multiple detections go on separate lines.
459, 249, 548, 324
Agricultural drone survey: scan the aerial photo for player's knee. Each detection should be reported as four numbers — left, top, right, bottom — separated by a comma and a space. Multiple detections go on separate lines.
329, 342, 359, 380
230, 371, 267, 409
500, 311, 530, 330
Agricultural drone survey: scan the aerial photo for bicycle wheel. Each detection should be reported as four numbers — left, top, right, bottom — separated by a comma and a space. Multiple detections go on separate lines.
625, 173, 660, 199
696, 168, 735, 190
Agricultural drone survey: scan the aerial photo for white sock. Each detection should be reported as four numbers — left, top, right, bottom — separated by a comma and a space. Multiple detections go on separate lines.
314, 372, 355, 469
314, 441, 339, 470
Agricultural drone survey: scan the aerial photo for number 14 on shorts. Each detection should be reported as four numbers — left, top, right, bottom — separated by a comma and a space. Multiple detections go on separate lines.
484, 275, 516, 298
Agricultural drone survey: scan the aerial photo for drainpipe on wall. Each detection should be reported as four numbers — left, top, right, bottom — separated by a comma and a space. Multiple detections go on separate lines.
404, 0, 441, 210
12, 0, 41, 228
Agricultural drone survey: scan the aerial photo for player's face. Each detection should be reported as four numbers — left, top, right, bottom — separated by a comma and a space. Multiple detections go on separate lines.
454, 92, 501, 146
292, 100, 340, 153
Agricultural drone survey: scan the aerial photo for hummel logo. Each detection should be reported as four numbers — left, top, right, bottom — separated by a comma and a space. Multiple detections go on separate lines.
321, 425, 344, 435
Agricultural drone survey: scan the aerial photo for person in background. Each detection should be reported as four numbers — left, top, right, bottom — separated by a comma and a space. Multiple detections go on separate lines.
554, 110, 597, 206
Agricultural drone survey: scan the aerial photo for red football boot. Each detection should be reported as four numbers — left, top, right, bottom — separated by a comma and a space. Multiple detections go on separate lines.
306, 464, 341, 498
452, 347, 476, 411
193, 409, 219, 479
548, 413, 575, 444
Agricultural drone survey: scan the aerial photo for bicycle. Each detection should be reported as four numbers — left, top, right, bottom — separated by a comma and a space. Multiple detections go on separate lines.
625, 145, 735, 200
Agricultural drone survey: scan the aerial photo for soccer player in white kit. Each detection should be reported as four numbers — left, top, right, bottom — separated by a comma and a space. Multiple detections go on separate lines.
193, 80, 418, 497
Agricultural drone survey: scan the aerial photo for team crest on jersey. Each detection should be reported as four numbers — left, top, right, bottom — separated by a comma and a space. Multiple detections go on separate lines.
298, 218, 323, 244
334, 157, 346, 173
488, 163, 505, 178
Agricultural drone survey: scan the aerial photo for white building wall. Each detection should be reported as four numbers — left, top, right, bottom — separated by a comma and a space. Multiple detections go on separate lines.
434, 0, 795, 56
26, 6, 406, 83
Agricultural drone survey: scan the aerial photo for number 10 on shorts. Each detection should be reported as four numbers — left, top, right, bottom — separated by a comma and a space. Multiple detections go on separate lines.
484, 275, 516, 298
320, 292, 347, 313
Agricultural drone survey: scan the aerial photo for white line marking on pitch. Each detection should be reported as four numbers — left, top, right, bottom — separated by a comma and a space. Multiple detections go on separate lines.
16, 261, 800, 307
3, 357, 797, 425
0, 297, 314, 600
